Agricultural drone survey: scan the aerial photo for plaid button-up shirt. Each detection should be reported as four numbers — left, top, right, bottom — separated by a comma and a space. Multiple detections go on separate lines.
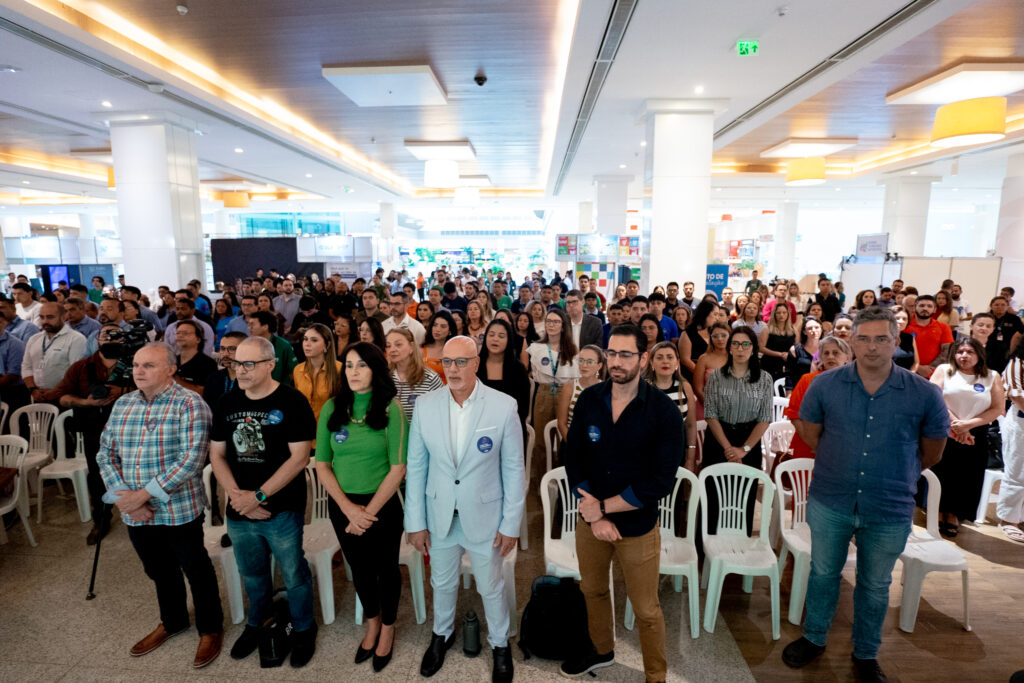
97, 381, 212, 527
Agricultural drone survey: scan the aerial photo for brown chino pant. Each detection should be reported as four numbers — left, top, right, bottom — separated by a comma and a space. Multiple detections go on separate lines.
576, 519, 665, 682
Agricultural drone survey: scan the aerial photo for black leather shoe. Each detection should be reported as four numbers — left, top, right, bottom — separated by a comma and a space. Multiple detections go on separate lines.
492, 646, 513, 683
372, 646, 393, 673
355, 637, 377, 664
420, 632, 455, 677
290, 624, 317, 668
782, 637, 825, 669
852, 655, 889, 682
229, 625, 260, 660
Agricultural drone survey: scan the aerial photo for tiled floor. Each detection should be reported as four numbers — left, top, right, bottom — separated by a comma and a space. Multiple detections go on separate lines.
0, 485, 755, 682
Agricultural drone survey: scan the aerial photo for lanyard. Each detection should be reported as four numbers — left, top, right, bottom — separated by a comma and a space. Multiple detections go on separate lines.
224, 374, 236, 394
546, 344, 561, 385
41, 333, 57, 357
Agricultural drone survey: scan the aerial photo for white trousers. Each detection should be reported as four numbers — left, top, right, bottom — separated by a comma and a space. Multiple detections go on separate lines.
998, 408, 1024, 524
429, 515, 508, 647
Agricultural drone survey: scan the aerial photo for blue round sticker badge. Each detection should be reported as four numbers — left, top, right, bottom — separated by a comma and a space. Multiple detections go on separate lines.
334, 428, 349, 444
973, 383, 985, 392
540, 356, 550, 366
477, 436, 493, 453
588, 426, 601, 442
266, 409, 284, 425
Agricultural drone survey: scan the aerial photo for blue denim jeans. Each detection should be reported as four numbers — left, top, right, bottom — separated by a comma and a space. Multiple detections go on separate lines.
227, 510, 315, 632
803, 497, 910, 659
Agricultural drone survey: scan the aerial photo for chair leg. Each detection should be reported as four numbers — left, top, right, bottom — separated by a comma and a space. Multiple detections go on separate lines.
36, 477, 44, 523
624, 597, 635, 631
703, 561, 723, 634
778, 543, 789, 573
519, 512, 529, 551
898, 563, 926, 633
684, 566, 700, 640
961, 570, 971, 632
789, 553, 811, 626
673, 575, 683, 593
73, 471, 92, 523
770, 566, 781, 641
19, 506, 37, 547
316, 556, 336, 625
222, 552, 245, 625
742, 575, 753, 594
355, 596, 364, 625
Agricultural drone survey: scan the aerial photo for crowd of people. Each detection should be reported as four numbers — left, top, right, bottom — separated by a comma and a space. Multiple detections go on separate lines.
2, 262, 1023, 683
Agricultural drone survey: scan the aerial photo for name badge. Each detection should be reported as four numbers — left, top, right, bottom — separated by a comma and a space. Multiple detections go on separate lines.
973, 383, 985, 392
477, 436, 493, 453
334, 428, 349, 444
588, 426, 601, 442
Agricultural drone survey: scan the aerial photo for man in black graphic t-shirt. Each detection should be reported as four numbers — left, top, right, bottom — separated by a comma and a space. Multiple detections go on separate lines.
209, 336, 318, 668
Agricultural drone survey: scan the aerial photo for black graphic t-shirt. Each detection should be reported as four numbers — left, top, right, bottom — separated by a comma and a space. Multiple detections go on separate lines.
212, 384, 316, 520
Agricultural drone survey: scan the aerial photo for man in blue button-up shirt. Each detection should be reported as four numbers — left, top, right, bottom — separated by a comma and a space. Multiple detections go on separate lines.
782, 306, 948, 682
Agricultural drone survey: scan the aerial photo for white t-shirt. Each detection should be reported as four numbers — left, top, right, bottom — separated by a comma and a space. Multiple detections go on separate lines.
382, 314, 426, 346
937, 363, 997, 421
527, 342, 579, 386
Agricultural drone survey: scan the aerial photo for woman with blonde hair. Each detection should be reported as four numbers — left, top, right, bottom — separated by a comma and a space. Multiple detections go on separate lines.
385, 328, 443, 423
293, 322, 342, 421
758, 300, 796, 381
465, 299, 490, 348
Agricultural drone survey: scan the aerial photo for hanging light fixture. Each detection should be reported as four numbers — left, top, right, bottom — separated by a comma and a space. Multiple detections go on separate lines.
423, 159, 459, 188
107, 167, 116, 190
453, 186, 480, 207
784, 157, 826, 186
930, 96, 1006, 148
222, 191, 250, 208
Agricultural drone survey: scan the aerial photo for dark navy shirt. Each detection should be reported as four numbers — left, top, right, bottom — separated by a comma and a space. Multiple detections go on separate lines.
564, 379, 683, 537
800, 362, 948, 522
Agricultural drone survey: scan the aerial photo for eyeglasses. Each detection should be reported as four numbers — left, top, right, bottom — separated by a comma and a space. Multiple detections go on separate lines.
730, 341, 753, 349
220, 346, 239, 354
440, 357, 475, 368
711, 334, 729, 340
605, 350, 638, 360
579, 358, 599, 366
235, 359, 274, 372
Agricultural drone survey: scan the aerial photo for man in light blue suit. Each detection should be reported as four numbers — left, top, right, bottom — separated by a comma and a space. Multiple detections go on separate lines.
405, 336, 524, 683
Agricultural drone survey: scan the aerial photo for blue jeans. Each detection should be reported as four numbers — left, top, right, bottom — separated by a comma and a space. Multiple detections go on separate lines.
227, 510, 315, 632
803, 497, 910, 659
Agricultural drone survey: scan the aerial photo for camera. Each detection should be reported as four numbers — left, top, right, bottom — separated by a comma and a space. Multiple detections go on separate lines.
103, 319, 154, 387
474, 72, 487, 86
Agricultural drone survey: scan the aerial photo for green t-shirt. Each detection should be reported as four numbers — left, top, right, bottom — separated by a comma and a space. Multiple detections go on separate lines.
270, 334, 297, 386
496, 295, 513, 310
315, 392, 408, 494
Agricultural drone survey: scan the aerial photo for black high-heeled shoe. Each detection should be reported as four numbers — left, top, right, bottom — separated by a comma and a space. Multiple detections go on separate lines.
372, 646, 393, 673
355, 634, 379, 664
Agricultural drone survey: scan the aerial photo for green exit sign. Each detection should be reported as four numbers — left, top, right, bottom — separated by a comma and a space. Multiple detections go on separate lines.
736, 40, 759, 56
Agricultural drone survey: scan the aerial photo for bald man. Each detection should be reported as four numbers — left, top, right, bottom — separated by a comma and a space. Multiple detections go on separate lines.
405, 336, 524, 683
22, 301, 86, 402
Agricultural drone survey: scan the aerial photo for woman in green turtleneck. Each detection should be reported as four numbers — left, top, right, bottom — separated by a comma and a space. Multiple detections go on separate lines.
315, 341, 407, 673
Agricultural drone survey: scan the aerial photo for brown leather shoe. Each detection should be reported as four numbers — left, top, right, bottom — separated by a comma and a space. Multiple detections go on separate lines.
193, 632, 223, 668
129, 623, 186, 657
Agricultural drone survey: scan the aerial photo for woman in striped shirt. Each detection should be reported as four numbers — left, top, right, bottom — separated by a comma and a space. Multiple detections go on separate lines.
645, 341, 698, 471
557, 344, 605, 441
385, 328, 443, 423
999, 343, 1024, 542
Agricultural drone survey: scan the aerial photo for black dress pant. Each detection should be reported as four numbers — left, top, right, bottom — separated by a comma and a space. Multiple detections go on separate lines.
930, 424, 989, 521
700, 420, 763, 536
328, 492, 403, 625
127, 515, 224, 635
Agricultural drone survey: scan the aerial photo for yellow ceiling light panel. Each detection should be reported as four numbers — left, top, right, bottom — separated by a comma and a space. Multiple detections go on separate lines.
930, 97, 1007, 148
221, 191, 250, 208
784, 157, 826, 186
888, 61, 1024, 105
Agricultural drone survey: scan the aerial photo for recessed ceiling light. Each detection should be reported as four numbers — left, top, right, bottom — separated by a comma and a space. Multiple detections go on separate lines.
619, 164, 627, 169
910, 170, 918, 175
640, 140, 647, 147
21, 180, 30, 185
234, 147, 244, 153
0, 65, 21, 73
952, 187, 959, 192
715, 187, 722, 192
305, 173, 313, 178
101, 100, 112, 108
458, 175, 492, 187
694, 85, 705, 95
404, 139, 476, 161
761, 138, 858, 158
887, 60, 1024, 105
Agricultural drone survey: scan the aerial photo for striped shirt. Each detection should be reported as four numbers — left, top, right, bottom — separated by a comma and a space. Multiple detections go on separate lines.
97, 381, 212, 527
1004, 357, 1024, 400
392, 368, 444, 423
658, 378, 689, 419
704, 366, 773, 425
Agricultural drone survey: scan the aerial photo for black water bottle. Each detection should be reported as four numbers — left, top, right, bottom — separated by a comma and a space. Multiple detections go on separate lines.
462, 610, 481, 657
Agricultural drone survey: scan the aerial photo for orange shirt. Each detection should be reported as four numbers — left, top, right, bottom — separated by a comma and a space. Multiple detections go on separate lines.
783, 370, 819, 459
292, 360, 342, 421
905, 318, 954, 375
423, 345, 447, 384
406, 302, 419, 319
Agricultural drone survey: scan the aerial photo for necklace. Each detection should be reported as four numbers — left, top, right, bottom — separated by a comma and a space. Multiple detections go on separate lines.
349, 412, 366, 424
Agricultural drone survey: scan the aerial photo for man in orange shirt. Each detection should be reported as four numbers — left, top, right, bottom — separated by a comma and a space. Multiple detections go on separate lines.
784, 336, 852, 459
904, 295, 953, 378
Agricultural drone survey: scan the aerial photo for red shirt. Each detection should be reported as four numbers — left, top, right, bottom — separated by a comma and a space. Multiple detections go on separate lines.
762, 299, 797, 323
905, 318, 954, 375
783, 371, 819, 459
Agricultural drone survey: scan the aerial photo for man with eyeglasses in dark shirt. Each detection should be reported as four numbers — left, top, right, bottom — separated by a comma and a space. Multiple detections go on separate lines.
560, 323, 682, 683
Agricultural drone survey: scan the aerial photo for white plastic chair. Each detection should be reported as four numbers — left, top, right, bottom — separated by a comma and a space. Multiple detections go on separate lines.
37, 410, 91, 523
304, 463, 343, 625
760, 420, 794, 476
543, 418, 559, 473
0, 401, 8, 433
775, 459, 814, 625
11, 404, 58, 501
520, 423, 534, 550
773, 377, 787, 397
699, 462, 780, 640
624, 467, 701, 638
898, 469, 970, 633
974, 468, 1004, 524
201, 465, 245, 624
460, 546, 519, 636
526, 378, 537, 425
540, 467, 614, 634
0, 435, 36, 546
353, 490, 427, 625
771, 396, 789, 423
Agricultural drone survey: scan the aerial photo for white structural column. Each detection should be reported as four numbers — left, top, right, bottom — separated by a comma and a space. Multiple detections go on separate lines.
109, 116, 204, 293
776, 202, 798, 278
996, 153, 1024, 292
578, 201, 594, 234
593, 175, 631, 235
643, 100, 722, 291
881, 176, 939, 257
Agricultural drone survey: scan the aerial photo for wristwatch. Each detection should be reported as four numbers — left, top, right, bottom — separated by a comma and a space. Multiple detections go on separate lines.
254, 489, 267, 503
599, 500, 606, 517
742, 445, 751, 453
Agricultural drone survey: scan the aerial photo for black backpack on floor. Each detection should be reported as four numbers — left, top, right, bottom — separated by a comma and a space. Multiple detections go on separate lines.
518, 575, 590, 661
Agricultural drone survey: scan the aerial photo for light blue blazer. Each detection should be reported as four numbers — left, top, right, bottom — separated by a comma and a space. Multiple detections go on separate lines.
404, 380, 525, 545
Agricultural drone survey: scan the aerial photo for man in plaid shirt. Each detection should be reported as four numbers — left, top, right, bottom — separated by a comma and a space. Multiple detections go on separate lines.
97, 342, 224, 669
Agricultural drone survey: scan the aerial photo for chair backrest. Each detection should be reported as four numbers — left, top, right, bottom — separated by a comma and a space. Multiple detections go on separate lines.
52, 410, 85, 462
0, 401, 8, 434
773, 458, 814, 531
0, 435, 29, 506
543, 418, 560, 472
11, 404, 58, 455
773, 377, 787, 397
524, 423, 535, 493
306, 462, 331, 523
698, 462, 775, 541
772, 396, 789, 423
761, 420, 795, 461
657, 467, 700, 540
201, 463, 215, 528
920, 468, 941, 539
540, 467, 579, 551
526, 378, 537, 423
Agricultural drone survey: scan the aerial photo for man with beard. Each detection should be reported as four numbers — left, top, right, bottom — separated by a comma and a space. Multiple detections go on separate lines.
84, 297, 129, 356
22, 302, 87, 403
560, 323, 682, 683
